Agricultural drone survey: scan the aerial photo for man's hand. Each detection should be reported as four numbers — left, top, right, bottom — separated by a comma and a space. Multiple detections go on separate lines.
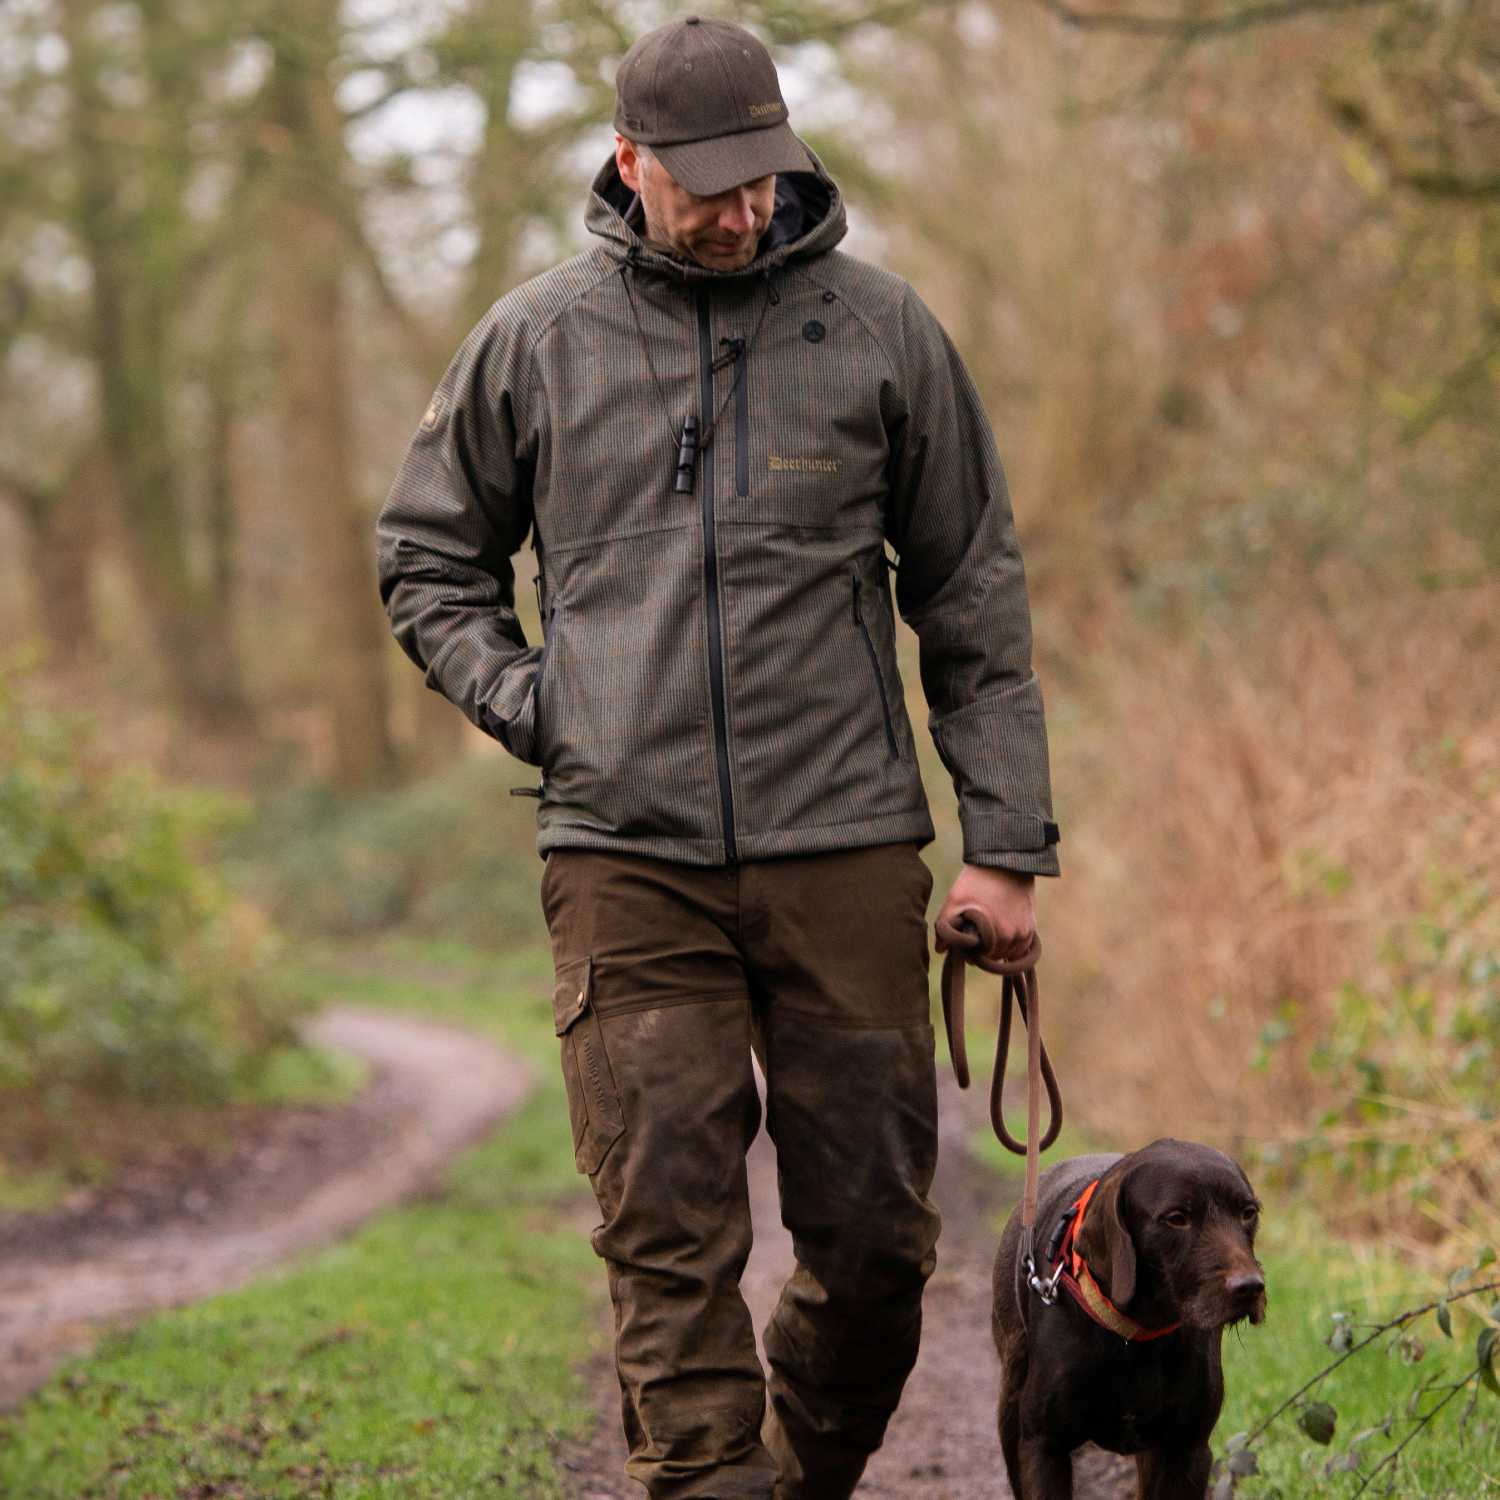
934, 863, 1037, 964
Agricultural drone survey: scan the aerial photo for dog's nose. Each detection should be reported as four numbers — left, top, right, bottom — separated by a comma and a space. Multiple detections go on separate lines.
1227, 1271, 1265, 1300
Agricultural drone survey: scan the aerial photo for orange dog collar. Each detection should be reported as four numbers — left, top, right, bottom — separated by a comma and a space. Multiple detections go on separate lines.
1051, 1178, 1182, 1344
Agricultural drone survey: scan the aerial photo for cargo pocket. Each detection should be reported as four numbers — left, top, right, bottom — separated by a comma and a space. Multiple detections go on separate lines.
552, 955, 625, 1175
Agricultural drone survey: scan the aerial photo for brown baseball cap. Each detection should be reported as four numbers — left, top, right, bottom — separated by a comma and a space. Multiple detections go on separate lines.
613, 15, 813, 196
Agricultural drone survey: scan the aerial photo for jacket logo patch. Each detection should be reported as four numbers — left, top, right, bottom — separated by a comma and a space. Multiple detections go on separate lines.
419, 392, 446, 432
768, 452, 841, 474
748, 101, 784, 118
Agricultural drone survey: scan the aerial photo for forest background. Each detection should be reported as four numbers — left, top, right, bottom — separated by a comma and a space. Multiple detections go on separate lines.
0, 0, 1496, 1491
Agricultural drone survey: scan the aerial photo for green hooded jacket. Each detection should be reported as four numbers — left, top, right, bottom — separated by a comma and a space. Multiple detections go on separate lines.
375, 149, 1060, 875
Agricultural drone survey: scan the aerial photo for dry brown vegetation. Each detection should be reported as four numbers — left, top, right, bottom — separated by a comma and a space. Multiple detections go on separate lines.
850, 2, 1499, 1261
1035, 566, 1498, 1258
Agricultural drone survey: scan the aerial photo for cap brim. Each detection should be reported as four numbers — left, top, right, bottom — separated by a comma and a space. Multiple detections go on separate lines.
652, 122, 814, 197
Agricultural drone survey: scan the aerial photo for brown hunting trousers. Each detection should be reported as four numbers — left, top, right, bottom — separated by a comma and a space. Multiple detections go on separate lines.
540, 842, 941, 1500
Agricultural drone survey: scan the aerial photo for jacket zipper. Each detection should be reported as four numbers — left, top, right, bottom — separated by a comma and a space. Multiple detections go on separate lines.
531, 601, 558, 764
535, 601, 557, 696
852, 571, 899, 760
734, 338, 749, 497
696, 290, 738, 862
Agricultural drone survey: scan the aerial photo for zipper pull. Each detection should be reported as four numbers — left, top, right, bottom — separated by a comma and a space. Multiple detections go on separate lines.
711, 336, 746, 372
674, 414, 700, 494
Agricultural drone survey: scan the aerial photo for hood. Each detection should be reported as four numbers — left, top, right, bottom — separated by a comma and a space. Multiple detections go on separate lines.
584, 145, 848, 284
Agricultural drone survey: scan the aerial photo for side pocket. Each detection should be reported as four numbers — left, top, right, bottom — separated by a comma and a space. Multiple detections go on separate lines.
852, 570, 900, 760
531, 602, 559, 755
552, 955, 625, 1176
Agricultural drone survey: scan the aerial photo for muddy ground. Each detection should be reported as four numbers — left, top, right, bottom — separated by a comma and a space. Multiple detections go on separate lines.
0, 1007, 530, 1412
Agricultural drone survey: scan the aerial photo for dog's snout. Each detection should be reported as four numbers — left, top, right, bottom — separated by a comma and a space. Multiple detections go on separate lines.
1226, 1268, 1267, 1324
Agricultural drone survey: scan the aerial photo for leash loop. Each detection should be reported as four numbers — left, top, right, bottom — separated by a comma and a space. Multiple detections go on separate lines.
937, 907, 1063, 1238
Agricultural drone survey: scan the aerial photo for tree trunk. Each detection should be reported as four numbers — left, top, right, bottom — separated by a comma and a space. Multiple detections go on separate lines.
2, 452, 101, 670
264, 0, 397, 791
59, 0, 258, 743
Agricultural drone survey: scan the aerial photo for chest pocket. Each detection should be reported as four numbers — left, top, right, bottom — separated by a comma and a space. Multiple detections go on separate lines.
722, 292, 891, 531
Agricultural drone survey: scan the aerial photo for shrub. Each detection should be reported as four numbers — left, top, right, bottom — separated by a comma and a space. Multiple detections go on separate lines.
220, 755, 548, 951
0, 652, 303, 1102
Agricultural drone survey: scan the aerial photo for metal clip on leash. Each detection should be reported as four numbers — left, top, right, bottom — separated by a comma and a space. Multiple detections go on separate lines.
937, 909, 1064, 1305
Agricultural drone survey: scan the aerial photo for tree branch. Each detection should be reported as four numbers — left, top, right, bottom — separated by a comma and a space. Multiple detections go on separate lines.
1029, 0, 1398, 40
1245, 1276, 1500, 1448
1350, 1372, 1481, 1496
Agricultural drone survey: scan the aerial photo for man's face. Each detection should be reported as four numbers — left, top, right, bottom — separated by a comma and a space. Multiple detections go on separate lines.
616, 136, 775, 272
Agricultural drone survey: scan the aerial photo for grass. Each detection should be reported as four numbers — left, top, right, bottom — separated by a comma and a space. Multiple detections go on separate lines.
1213, 1215, 1500, 1499
0, 1163, 74, 1213
237, 1042, 371, 1108
0, 936, 603, 1500
961, 1050, 1500, 1499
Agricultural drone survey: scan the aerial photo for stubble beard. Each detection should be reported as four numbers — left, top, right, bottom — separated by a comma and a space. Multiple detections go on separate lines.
641, 204, 755, 270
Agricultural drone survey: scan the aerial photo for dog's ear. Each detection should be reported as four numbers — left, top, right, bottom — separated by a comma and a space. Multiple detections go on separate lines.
1076, 1170, 1137, 1308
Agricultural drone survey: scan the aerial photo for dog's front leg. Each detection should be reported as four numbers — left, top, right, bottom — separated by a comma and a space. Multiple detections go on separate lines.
998, 1386, 1025, 1497
1136, 1444, 1212, 1499
1019, 1436, 1074, 1499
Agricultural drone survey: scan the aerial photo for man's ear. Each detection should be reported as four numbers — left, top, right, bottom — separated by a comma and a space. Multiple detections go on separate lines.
1076, 1170, 1137, 1307
616, 134, 644, 193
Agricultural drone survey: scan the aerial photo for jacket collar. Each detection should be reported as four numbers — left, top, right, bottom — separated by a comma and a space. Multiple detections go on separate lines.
584, 148, 848, 285
1052, 1178, 1182, 1344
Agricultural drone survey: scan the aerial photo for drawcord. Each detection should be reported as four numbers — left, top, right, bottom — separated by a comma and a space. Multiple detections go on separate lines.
618, 248, 782, 463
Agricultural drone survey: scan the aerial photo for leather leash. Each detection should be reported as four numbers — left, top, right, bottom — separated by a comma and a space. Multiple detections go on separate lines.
936, 910, 1062, 1255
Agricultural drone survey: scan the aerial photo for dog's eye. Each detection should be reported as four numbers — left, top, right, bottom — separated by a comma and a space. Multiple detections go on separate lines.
1241, 1203, 1260, 1223
1161, 1209, 1192, 1228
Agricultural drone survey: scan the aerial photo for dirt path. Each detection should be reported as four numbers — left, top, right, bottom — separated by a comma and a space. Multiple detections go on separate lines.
0, 1006, 531, 1412
561, 1071, 1134, 1500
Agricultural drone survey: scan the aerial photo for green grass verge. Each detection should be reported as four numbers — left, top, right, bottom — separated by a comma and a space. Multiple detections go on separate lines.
1214, 1219, 1499, 1499
236, 1041, 372, 1108
0, 936, 602, 1500
962, 1051, 1500, 1499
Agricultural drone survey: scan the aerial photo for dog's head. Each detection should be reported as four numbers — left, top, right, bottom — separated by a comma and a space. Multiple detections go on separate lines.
1072, 1138, 1266, 1332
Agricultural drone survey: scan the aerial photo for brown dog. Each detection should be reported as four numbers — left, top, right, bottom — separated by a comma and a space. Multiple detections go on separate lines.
992, 1139, 1266, 1499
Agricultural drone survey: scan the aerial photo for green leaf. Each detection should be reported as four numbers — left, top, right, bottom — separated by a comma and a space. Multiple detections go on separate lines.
1479, 1246, 1497, 1271
1437, 1301, 1452, 1338
1298, 1401, 1338, 1445
1479, 1327, 1500, 1397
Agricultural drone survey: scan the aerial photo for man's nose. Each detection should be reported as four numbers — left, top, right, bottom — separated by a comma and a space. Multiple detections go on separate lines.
718, 189, 754, 234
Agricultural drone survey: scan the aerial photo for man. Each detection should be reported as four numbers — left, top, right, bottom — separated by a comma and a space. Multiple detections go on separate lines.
375, 16, 1059, 1499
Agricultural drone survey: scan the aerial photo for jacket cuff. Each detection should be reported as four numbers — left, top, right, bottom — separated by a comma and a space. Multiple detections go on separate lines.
960, 808, 1062, 877
964, 849, 1061, 878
